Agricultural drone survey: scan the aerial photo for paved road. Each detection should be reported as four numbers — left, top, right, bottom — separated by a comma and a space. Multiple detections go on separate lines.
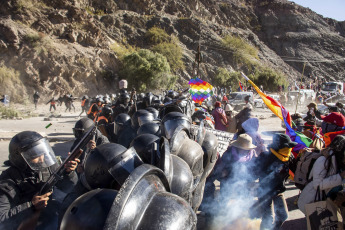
0, 105, 307, 229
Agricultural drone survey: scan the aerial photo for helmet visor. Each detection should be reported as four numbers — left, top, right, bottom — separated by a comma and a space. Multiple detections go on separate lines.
21, 138, 57, 170
138, 115, 153, 127
163, 119, 190, 139
108, 147, 143, 185
73, 128, 84, 139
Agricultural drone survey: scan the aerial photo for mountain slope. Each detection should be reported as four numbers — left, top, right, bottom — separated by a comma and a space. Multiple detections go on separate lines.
0, 0, 344, 101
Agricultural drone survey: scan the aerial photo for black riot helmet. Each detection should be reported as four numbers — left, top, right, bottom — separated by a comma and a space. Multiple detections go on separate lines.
170, 155, 193, 201
145, 107, 159, 119
100, 106, 113, 119
163, 96, 172, 103
84, 143, 143, 190
9, 131, 57, 171
119, 93, 130, 105
60, 189, 118, 230
200, 131, 218, 181
168, 90, 179, 99
130, 135, 172, 183
102, 164, 197, 230
95, 97, 103, 104
143, 92, 154, 108
73, 118, 95, 139
113, 113, 131, 135
137, 122, 161, 136
158, 104, 184, 119
131, 109, 154, 130
161, 112, 191, 139
137, 93, 145, 101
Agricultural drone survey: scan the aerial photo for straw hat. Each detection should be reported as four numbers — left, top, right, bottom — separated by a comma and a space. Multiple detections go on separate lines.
230, 134, 257, 150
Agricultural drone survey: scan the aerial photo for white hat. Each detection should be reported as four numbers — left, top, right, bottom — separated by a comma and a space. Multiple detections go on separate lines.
225, 104, 233, 112
230, 134, 257, 150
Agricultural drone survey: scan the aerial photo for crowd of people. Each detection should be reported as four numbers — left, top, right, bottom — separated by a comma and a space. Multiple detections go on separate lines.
1, 79, 345, 230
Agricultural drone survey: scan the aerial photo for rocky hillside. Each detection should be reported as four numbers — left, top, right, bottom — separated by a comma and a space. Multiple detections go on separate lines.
0, 0, 344, 101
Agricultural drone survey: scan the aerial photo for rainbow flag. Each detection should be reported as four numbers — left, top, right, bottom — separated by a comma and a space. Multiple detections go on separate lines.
189, 77, 214, 105
241, 72, 312, 149
239, 81, 243, 91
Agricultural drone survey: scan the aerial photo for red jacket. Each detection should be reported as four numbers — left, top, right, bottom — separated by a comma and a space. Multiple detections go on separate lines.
322, 112, 345, 127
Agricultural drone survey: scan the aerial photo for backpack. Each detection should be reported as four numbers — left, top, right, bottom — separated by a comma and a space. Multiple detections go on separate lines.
293, 150, 322, 190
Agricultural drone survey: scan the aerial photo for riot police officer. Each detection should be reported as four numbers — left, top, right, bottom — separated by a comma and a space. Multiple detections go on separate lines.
58, 143, 143, 225
71, 118, 109, 170
0, 131, 79, 229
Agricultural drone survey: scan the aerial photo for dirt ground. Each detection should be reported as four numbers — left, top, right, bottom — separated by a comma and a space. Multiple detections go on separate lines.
0, 101, 306, 230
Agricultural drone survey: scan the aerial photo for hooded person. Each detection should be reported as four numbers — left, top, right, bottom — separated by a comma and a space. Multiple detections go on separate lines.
211, 101, 227, 131
241, 118, 266, 155
234, 103, 253, 136
215, 133, 257, 185
203, 134, 257, 219
252, 133, 297, 230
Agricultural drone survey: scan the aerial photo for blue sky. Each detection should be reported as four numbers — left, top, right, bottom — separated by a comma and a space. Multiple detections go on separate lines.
288, 0, 345, 21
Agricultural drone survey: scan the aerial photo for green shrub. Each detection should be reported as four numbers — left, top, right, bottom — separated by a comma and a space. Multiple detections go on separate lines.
145, 27, 171, 45
120, 49, 176, 91
151, 42, 184, 71
252, 66, 287, 92
110, 42, 136, 60
0, 104, 22, 119
221, 35, 259, 71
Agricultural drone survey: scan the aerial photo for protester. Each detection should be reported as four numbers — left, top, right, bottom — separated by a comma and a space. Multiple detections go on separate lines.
303, 102, 323, 121
33, 91, 40, 109
242, 117, 266, 155
253, 133, 297, 230
321, 106, 345, 134
234, 100, 253, 136
298, 135, 345, 214
46, 97, 57, 112
212, 101, 227, 131
225, 104, 237, 133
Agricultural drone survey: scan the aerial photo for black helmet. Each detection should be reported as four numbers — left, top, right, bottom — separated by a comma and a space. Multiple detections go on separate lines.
100, 106, 113, 119
95, 97, 103, 104
73, 118, 95, 139
131, 110, 154, 130
163, 96, 172, 103
60, 189, 118, 230
200, 132, 218, 181
114, 113, 131, 135
119, 93, 130, 105
191, 110, 207, 124
84, 143, 143, 190
160, 112, 191, 139
137, 122, 161, 136
167, 90, 179, 99
9, 131, 57, 171
170, 128, 204, 183
102, 164, 196, 230
170, 155, 193, 201
130, 134, 160, 165
159, 104, 184, 119
137, 93, 145, 101
145, 107, 159, 119
143, 92, 154, 108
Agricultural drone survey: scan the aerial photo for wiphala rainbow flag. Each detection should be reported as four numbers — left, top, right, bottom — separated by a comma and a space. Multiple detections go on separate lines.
188, 77, 214, 105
